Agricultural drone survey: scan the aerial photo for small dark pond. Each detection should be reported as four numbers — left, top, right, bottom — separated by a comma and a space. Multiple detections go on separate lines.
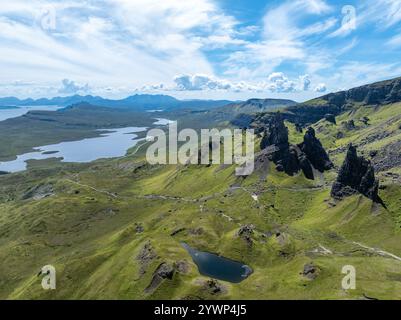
181, 242, 252, 283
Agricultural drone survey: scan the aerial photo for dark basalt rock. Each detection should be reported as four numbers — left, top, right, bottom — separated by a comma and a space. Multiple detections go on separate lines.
342, 119, 356, 130
295, 123, 303, 133
260, 114, 333, 180
136, 241, 158, 276
237, 224, 255, 237
260, 113, 289, 148
155, 263, 175, 280
144, 262, 175, 294
336, 131, 344, 139
331, 145, 382, 203
135, 223, 144, 234
203, 279, 226, 295
360, 116, 370, 125
301, 263, 319, 280
260, 113, 300, 176
324, 113, 336, 124
237, 224, 255, 247
298, 152, 314, 180
298, 127, 333, 173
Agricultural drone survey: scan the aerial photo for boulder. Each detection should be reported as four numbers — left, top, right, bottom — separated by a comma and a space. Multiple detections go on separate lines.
203, 279, 226, 295
301, 263, 319, 280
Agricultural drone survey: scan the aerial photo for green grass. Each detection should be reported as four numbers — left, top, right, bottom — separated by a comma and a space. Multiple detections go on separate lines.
0, 101, 400, 300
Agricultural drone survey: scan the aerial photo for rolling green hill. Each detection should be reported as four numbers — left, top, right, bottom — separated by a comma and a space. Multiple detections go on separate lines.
0, 78, 400, 300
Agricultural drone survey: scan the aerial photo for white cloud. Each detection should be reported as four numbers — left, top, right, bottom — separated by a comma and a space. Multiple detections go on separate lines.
174, 74, 232, 91
1, 0, 400, 102
331, 62, 401, 88
266, 72, 313, 93
266, 72, 296, 93
59, 79, 90, 95
314, 83, 327, 93
0, 0, 242, 98
387, 33, 401, 47
359, 0, 401, 29
223, 0, 335, 81
141, 72, 314, 94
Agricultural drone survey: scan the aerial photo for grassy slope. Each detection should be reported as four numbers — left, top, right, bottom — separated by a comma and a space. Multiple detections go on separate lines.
0, 102, 400, 300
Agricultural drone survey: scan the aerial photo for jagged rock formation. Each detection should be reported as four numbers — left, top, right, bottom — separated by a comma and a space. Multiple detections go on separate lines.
331, 145, 381, 203
260, 114, 289, 148
299, 127, 333, 172
259, 114, 332, 180
259, 113, 301, 176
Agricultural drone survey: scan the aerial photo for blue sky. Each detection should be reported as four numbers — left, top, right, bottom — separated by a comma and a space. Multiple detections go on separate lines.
1, 0, 401, 102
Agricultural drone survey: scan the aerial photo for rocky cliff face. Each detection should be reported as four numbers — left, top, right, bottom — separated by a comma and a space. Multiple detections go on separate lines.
252, 76, 401, 127
299, 127, 333, 173
331, 144, 381, 203
260, 113, 289, 148
259, 114, 332, 180
259, 113, 300, 176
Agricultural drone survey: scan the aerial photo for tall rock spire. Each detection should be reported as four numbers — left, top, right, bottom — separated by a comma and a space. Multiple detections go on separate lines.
331, 144, 381, 203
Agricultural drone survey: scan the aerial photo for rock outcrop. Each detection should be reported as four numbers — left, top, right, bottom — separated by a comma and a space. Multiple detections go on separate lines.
136, 241, 158, 276
144, 262, 175, 294
259, 113, 302, 176
298, 127, 333, 173
22, 183, 55, 200
259, 114, 333, 180
260, 113, 289, 148
301, 263, 319, 280
237, 224, 255, 247
202, 279, 227, 295
331, 145, 382, 203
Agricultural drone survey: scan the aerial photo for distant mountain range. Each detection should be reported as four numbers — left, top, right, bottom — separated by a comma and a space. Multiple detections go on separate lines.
0, 94, 236, 111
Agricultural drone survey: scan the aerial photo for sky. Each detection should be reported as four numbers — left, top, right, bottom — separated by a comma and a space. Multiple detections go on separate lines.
1, 0, 401, 102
